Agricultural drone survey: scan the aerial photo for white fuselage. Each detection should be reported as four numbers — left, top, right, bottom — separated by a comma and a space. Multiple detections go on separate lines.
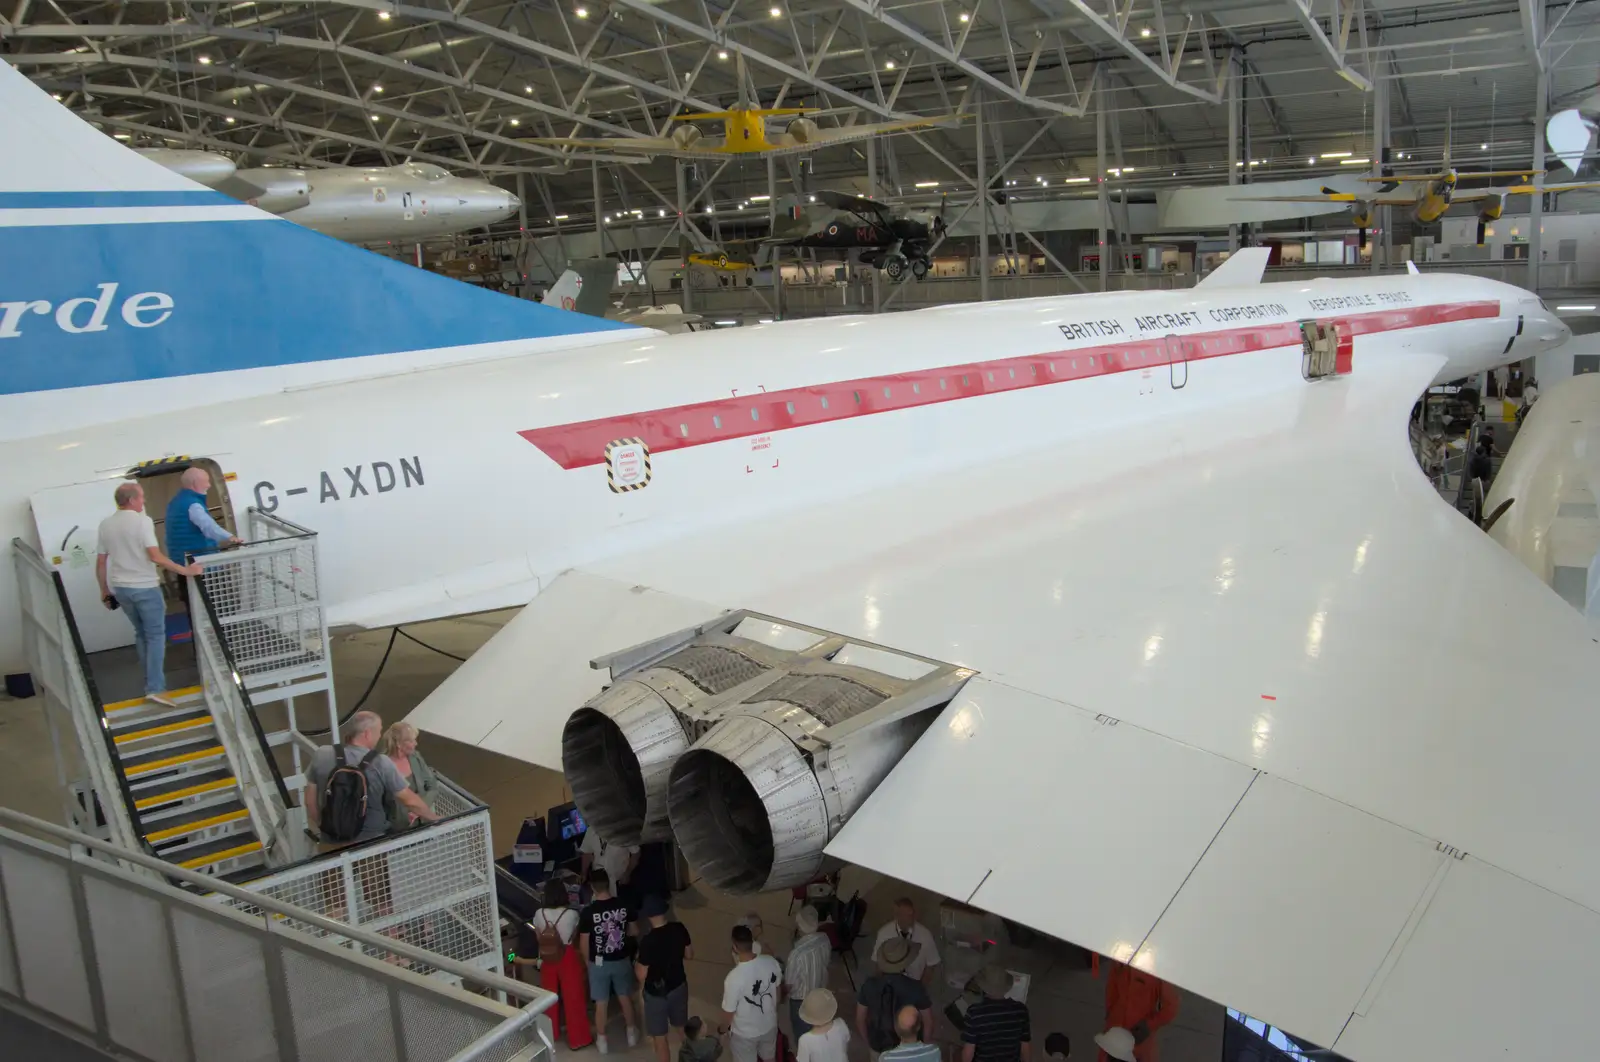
0, 273, 1561, 673
269, 164, 520, 243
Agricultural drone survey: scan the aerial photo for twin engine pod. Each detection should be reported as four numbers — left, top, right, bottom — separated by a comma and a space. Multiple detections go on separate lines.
560, 612, 972, 894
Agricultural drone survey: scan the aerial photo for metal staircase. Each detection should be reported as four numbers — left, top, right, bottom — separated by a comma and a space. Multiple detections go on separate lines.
9, 507, 332, 878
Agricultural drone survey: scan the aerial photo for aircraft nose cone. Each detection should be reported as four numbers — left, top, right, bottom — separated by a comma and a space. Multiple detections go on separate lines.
506, 191, 521, 210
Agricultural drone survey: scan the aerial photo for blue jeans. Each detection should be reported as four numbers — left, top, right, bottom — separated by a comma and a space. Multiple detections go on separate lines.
113, 586, 167, 695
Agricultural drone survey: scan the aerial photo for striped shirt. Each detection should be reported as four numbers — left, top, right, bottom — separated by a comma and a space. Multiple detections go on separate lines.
961, 998, 1030, 1062
785, 930, 832, 997
881, 1042, 942, 1062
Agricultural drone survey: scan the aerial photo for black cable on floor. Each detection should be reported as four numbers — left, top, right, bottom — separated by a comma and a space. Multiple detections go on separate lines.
396, 627, 467, 662
301, 625, 468, 736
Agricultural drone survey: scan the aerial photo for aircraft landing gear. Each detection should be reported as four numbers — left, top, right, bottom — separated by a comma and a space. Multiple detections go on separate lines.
911, 257, 929, 280
883, 252, 908, 280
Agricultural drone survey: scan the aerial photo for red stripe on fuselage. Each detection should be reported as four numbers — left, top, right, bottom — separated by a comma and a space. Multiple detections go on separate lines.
519, 300, 1500, 469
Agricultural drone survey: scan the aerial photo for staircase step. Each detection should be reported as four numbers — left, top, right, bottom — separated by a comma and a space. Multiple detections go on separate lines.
144, 800, 249, 844
154, 818, 255, 858
112, 709, 213, 746
174, 836, 264, 871
122, 739, 227, 779
134, 771, 239, 812
103, 686, 204, 715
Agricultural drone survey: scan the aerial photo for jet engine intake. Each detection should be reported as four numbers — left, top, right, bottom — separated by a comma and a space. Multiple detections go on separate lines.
672, 125, 705, 150
786, 117, 821, 145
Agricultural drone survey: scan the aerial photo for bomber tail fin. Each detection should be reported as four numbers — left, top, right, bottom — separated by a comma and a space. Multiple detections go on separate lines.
0, 59, 637, 439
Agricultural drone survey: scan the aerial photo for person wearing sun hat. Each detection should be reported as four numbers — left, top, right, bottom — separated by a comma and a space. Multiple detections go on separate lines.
796, 989, 850, 1062
785, 905, 832, 1040
856, 937, 935, 1060
961, 966, 1031, 1062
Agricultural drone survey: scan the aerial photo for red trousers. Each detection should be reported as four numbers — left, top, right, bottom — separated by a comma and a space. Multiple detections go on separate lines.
541, 946, 593, 1048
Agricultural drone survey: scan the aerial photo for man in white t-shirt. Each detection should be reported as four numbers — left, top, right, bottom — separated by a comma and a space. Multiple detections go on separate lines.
721, 924, 783, 1062
95, 482, 201, 705
872, 898, 942, 983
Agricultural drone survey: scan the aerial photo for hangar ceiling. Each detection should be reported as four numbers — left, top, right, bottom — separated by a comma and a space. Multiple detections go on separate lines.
4, 0, 1600, 224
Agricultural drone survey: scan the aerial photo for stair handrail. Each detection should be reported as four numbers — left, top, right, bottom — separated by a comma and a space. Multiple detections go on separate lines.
12, 539, 156, 859
0, 805, 555, 1008
188, 569, 294, 813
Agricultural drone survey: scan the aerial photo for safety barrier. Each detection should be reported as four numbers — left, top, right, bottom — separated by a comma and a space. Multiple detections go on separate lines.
0, 807, 552, 1062
221, 762, 504, 978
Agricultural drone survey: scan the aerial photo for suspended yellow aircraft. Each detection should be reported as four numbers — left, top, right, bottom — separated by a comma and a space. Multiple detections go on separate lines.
687, 251, 755, 271
526, 53, 957, 158
1241, 171, 1600, 243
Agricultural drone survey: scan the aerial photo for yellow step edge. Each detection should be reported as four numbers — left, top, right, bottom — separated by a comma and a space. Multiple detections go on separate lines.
114, 715, 213, 745
177, 840, 263, 870
145, 808, 249, 844
103, 686, 204, 713
124, 745, 225, 778
134, 777, 236, 810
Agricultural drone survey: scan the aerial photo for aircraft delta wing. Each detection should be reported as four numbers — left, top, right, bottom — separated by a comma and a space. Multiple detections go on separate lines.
395, 273, 1600, 1062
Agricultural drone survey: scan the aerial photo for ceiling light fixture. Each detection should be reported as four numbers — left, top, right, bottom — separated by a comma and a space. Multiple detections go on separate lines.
1557, 304, 1596, 311
575, 5, 589, 18
1339, 157, 1371, 165
378, 9, 391, 18
750, 194, 770, 201
885, 60, 896, 70
226, 116, 236, 124
1139, 26, 1151, 37
510, 118, 520, 126
915, 180, 939, 187
1319, 151, 1352, 159
958, 11, 970, 22
1480, 142, 1488, 150
370, 113, 382, 120
372, 84, 384, 93
1306, 157, 1315, 164
770, 4, 781, 15
524, 85, 533, 94
554, 214, 569, 220
51, 93, 62, 101
198, 55, 213, 64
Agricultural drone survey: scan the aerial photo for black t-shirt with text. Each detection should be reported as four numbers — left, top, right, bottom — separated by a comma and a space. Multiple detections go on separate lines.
581, 896, 632, 963
637, 920, 693, 995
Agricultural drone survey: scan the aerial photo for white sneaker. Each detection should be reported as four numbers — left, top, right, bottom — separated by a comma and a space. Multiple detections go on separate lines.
626, 1027, 639, 1048
145, 692, 178, 707
597, 1036, 610, 1055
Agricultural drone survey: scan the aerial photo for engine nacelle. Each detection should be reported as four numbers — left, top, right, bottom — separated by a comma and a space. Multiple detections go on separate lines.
672, 125, 704, 150
785, 117, 821, 145
561, 612, 972, 891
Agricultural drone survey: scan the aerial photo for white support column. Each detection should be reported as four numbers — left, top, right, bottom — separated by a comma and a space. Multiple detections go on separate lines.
1096, 91, 1108, 292
1228, 53, 1239, 252
1531, 68, 1548, 295
977, 90, 989, 302
767, 155, 781, 319
867, 139, 880, 312
1372, 72, 1388, 273
677, 162, 692, 315
592, 161, 604, 248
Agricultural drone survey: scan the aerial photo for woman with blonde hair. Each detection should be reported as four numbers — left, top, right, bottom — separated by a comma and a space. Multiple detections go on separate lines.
378, 721, 439, 831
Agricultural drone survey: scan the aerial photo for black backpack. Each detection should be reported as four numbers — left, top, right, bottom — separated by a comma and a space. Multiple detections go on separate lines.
320, 744, 380, 841
868, 980, 900, 1052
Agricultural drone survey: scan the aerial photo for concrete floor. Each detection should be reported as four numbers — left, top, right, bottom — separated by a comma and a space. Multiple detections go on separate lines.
0, 610, 1229, 1062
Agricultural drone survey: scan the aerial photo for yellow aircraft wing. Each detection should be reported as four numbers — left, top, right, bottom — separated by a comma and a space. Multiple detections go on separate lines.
521, 135, 729, 156
670, 108, 813, 121
1451, 181, 1600, 200
1363, 170, 1541, 182
1228, 194, 1366, 203
764, 116, 961, 155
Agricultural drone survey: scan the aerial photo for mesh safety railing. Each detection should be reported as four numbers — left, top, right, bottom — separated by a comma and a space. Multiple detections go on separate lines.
197, 519, 326, 684
221, 773, 503, 977
0, 807, 552, 1062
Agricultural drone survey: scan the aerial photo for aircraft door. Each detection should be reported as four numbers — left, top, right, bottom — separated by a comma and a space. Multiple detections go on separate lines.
30, 480, 139, 653
1167, 333, 1188, 389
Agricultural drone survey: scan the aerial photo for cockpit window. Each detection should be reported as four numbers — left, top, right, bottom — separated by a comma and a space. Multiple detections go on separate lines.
406, 163, 450, 181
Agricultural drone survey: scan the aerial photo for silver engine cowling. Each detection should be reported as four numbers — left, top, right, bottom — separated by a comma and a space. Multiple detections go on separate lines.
672, 125, 705, 150
785, 117, 820, 145
562, 613, 971, 889
561, 633, 788, 846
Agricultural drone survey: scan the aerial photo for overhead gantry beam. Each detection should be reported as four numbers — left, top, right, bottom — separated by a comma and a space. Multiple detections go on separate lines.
1283, 0, 1374, 90
837, 0, 1096, 116
1044, 0, 1224, 104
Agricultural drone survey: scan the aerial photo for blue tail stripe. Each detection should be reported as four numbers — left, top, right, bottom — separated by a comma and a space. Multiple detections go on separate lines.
0, 190, 240, 208
0, 216, 635, 395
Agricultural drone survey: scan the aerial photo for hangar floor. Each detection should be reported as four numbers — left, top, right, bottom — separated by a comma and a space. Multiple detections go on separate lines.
0, 612, 1230, 1062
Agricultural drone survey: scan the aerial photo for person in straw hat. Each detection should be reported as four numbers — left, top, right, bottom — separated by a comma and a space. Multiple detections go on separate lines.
785, 906, 833, 1040
856, 936, 935, 1060
960, 966, 1030, 1062
796, 989, 850, 1062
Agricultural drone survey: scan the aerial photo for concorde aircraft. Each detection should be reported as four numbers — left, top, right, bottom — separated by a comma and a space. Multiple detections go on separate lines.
4, 59, 1599, 1062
